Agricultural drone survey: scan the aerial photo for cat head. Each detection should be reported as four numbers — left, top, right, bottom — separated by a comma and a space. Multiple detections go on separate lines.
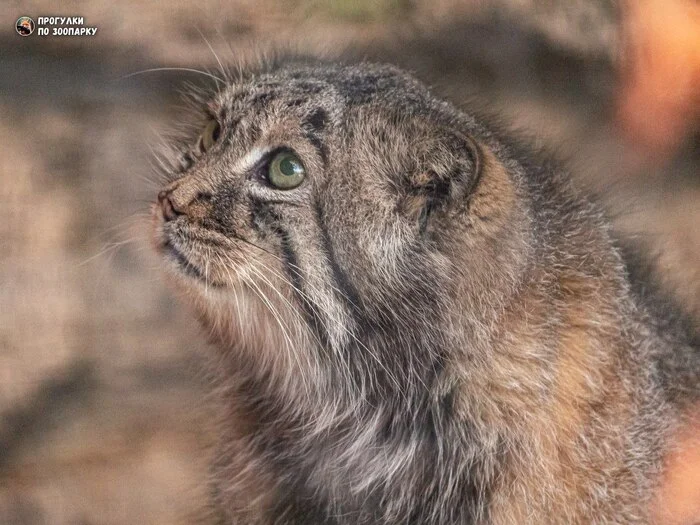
152, 61, 529, 400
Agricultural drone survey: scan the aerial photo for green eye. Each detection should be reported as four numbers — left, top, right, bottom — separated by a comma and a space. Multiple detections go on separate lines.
268, 151, 306, 190
200, 119, 220, 152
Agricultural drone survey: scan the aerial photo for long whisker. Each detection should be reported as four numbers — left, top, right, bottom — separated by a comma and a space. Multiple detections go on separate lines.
78, 236, 141, 266
204, 245, 212, 297
232, 234, 364, 313
92, 212, 152, 239
213, 252, 242, 331
184, 234, 405, 400
257, 265, 361, 402
245, 263, 314, 398
243, 269, 311, 399
230, 241, 403, 397
246, 262, 325, 351
116, 67, 225, 85
213, 27, 242, 83
214, 248, 325, 400
196, 27, 232, 83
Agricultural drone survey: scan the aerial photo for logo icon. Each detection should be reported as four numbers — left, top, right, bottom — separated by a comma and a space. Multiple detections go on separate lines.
16, 16, 35, 37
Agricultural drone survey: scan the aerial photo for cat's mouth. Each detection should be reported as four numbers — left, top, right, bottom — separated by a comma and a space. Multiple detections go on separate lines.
152, 200, 253, 290
162, 238, 207, 282
155, 219, 232, 289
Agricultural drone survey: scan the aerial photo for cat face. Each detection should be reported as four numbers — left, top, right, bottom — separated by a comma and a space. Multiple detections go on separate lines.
152, 63, 510, 396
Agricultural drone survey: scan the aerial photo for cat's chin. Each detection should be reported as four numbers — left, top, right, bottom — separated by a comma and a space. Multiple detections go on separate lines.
190, 282, 318, 378
153, 238, 221, 290
152, 211, 230, 290
162, 239, 204, 281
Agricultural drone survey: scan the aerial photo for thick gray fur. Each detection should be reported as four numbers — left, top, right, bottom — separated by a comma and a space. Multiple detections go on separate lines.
152, 60, 700, 524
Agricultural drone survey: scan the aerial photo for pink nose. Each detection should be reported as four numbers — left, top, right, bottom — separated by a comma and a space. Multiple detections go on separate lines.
157, 190, 181, 222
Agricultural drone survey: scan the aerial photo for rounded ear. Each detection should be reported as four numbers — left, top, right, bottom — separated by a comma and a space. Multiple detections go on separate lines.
405, 129, 482, 234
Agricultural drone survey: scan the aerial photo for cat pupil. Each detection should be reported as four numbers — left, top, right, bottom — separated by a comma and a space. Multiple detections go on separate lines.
280, 158, 297, 176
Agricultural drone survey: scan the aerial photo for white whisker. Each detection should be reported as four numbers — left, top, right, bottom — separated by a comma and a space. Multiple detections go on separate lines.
117, 67, 225, 85
196, 26, 232, 83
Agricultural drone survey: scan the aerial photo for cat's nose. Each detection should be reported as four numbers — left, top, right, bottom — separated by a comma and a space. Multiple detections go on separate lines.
158, 189, 182, 222
158, 176, 213, 222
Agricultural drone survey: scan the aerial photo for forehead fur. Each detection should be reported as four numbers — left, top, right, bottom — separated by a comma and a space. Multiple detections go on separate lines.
213, 62, 451, 127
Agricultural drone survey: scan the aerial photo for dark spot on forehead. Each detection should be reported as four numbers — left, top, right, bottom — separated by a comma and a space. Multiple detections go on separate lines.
305, 108, 328, 133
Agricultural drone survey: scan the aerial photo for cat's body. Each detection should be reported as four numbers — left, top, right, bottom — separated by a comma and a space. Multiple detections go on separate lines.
152, 61, 700, 524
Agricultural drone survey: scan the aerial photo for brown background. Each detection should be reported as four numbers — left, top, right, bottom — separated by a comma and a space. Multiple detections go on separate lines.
1, 1, 698, 524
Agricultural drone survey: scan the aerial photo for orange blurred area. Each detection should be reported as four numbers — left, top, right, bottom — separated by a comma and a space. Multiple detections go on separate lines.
618, 0, 700, 156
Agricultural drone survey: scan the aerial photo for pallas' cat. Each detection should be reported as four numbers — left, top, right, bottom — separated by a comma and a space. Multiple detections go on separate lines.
152, 61, 700, 524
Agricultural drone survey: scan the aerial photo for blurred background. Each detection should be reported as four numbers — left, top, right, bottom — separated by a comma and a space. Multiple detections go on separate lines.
1, 1, 698, 523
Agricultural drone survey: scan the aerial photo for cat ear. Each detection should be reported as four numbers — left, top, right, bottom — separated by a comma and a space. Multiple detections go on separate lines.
405, 130, 481, 234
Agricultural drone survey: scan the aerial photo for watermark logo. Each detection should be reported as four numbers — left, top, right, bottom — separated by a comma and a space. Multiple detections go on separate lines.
13, 16, 97, 38
16, 16, 35, 37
